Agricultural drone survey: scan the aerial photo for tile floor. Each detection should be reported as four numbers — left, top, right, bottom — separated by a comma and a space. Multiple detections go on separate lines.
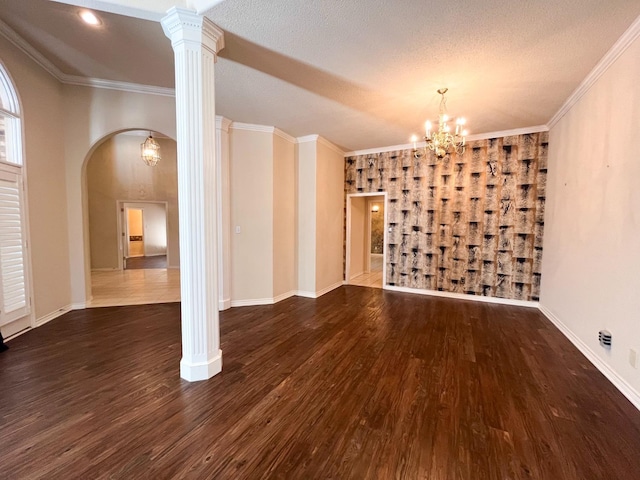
88, 268, 180, 308
348, 254, 383, 289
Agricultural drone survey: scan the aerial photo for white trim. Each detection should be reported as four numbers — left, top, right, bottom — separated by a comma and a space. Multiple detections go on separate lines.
35, 305, 72, 327
71, 302, 86, 310
315, 281, 344, 297
230, 297, 276, 307
49, 0, 165, 21
548, 14, 640, 129
349, 271, 365, 281
316, 136, 345, 156
344, 125, 550, 157
218, 298, 231, 310
274, 128, 296, 144
229, 290, 297, 307
229, 122, 275, 133
0, 18, 175, 97
224, 122, 297, 143
296, 134, 319, 144
539, 304, 640, 411
180, 349, 222, 382
466, 125, 549, 142
295, 135, 345, 155
62, 76, 175, 97
3, 326, 31, 342
216, 115, 232, 132
0, 19, 65, 82
296, 281, 344, 299
295, 290, 316, 298
384, 285, 539, 308
190, 0, 228, 15
273, 290, 296, 303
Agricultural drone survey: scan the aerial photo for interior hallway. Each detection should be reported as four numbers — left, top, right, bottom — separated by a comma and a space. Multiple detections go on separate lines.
88, 268, 180, 307
349, 254, 383, 288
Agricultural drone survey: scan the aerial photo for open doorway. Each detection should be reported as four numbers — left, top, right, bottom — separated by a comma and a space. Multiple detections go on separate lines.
346, 193, 387, 288
120, 202, 168, 270
85, 130, 179, 307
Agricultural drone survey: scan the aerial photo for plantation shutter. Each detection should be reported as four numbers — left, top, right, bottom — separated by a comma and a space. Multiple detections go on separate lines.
0, 169, 29, 326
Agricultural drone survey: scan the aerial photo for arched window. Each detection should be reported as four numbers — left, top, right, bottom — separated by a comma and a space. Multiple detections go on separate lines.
0, 63, 29, 327
0, 63, 22, 166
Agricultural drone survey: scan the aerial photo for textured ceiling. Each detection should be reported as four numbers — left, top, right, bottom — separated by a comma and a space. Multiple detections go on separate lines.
1, 0, 639, 151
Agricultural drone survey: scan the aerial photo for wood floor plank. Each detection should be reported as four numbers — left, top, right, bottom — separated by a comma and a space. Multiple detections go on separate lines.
1, 287, 640, 479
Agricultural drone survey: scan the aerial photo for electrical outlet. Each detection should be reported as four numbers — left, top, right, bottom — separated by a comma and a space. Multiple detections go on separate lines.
630, 349, 637, 369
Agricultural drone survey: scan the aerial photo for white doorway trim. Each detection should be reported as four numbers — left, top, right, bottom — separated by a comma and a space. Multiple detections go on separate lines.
116, 200, 169, 270
345, 192, 387, 287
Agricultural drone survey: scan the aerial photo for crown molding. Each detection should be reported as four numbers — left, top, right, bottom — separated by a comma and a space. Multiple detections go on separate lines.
274, 128, 296, 144
62, 75, 175, 96
296, 134, 319, 144
548, 14, 640, 129
0, 18, 65, 82
215, 115, 232, 132
343, 125, 549, 157
229, 122, 275, 134
316, 135, 345, 156
188, 0, 228, 15
49, 0, 165, 22
465, 124, 548, 142
0, 17, 176, 98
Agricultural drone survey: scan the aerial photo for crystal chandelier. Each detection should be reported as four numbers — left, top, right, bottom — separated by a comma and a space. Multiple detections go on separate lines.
412, 88, 468, 159
141, 133, 161, 166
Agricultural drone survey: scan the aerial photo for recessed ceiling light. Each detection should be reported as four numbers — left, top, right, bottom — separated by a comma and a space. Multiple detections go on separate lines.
79, 10, 101, 26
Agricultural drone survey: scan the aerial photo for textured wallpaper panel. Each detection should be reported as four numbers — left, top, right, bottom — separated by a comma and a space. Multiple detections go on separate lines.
345, 132, 548, 301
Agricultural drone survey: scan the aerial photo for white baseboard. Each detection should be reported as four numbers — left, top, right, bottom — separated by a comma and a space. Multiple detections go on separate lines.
315, 281, 343, 298
36, 304, 72, 327
4, 326, 31, 342
383, 285, 539, 308
219, 298, 231, 310
230, 290, 296, 308
538, 304, 640, 411
295, 290, 316, 299
230, 298, 273, 307
296, 281, 344, 299
273, 290, 296, 303
71, 303, 86, 310
349, 271, 364, 281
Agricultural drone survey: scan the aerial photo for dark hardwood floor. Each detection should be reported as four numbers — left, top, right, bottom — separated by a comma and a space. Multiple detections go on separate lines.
1, 286, 640, 479
125, 255, 167, 269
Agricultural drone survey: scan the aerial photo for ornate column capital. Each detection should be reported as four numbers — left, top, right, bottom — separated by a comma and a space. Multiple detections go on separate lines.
161, 7, 224, 58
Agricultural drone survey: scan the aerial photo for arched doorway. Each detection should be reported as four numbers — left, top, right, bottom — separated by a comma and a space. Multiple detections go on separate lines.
83, 129, 179, 307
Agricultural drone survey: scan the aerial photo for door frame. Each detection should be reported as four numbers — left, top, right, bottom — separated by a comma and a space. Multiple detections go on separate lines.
345, 192, 387, 287
116, 200, 169, 271
125, 207, 145, 258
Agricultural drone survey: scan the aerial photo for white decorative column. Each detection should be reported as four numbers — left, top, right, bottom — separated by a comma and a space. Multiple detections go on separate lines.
162, 8, 224, 381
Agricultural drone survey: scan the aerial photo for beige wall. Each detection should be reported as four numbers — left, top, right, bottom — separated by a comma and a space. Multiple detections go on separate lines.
0, 35, 71, 333
541, 35, 640, 399
296, 140, 317, 294
230, 128, 274, 301
86, 134, 178, 269
64, 84, 176, 305
273, 134, 297, 298
348, 196, 366, 279
315, 141, 345, 292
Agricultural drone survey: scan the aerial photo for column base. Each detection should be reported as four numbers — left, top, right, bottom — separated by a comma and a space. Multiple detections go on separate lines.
180, 350, 223, 382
